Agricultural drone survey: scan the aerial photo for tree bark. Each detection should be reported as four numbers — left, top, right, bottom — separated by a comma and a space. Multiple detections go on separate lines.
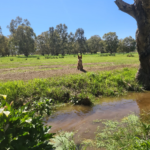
115, 0, 150, 89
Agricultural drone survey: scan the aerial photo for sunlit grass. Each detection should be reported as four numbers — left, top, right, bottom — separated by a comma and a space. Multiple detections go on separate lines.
0, 53, 139, 69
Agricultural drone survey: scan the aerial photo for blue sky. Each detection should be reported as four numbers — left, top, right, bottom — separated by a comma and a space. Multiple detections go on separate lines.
0, 0, 137, 39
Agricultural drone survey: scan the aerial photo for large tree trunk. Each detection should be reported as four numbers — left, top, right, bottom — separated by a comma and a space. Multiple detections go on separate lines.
115, 0, 150, 89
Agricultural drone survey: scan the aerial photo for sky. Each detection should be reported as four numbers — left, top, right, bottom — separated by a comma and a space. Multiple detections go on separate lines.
0, 0, 137, 40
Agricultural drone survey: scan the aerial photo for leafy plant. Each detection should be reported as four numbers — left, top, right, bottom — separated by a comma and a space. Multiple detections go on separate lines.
0, 95, 55, 150
50, 131, 77, 150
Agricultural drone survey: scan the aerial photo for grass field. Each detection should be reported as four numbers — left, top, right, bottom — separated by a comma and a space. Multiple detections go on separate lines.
0, 52, 142, 107
0, 53, 139, 81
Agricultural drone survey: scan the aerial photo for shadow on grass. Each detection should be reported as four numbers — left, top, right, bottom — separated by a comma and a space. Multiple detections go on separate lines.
80, 69, 87, 73
17, 56, 38, 58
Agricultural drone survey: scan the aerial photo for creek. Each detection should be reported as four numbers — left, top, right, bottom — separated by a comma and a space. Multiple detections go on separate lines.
45, 92, 150, 144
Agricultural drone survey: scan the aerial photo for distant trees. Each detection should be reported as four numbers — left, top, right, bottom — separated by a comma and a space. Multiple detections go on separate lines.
87, 35, 101, 54
67, 32, 75, 54
102, 32, 119, 54
0, 27, 9, 56
7, 16, 36, 57
75, 28, 87, 54
0, 17, 137, 56
117, 37, 136, 53
56, 24, 68, 55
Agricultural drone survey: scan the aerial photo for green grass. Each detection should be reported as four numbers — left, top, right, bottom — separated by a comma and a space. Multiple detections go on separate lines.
0, 68, 143, 108
0, 53, 139, 69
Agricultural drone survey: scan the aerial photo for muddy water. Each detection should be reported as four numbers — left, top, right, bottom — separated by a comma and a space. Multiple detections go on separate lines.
45, 92, 150, 143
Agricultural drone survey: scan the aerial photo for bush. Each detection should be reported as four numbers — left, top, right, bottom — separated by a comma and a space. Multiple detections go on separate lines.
10, 59, 14, 61
99, 53, 109, 57
127, 53, 134, 57
37, 57, 40, 59
109, 53, 115, 56
0, 95, 55, 150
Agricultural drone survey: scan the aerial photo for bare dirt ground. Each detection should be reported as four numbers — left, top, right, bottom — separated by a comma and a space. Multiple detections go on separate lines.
0, 63, 139, 81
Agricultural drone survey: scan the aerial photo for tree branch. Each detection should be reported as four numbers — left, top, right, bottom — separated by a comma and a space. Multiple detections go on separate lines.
114, 0, 136, 19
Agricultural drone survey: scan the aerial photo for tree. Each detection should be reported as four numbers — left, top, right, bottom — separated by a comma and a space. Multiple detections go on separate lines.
122, 36, 136, 53
48, 27, 60, 55
16, 25, 35, 57
41, 31, 50, 55
36, 35, 46, 55
87, 35, 101, 54
8, 36, 17, 56
117, 39, 124, 53
117, 37, 136, 53
102, 32, 119, 54
56, 24, 68, 55
7, 16, 36, 57
75, 28, 86, 54
0, 36, 9, 56
67, 32, 75, 54
115, 0, 150, 89
99, 40, 106, 53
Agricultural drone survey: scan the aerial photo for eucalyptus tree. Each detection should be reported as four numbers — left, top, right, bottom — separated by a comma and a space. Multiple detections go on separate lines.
36, 35, 46, 55
87, 35, 102, 54
122, 36, 136, 53
8, 35, 17, 56
56, 24, 68, 55
117, 39, 124, 53
99, 40, 106, 53
7, 16, 36, 57
102, 32, 119, 54
67, 32, 75, 54
41, 31, 50, 55
115, 0, 150, 89
75, 28, 86, 54
0, 27, 10, 56
48, 27, 60, 55
0, 36, 9, 56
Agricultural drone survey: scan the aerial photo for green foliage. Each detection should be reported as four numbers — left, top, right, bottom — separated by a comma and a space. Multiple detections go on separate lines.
95, 114, 150, 150
10, 58, 14, 61
0, 68, 143, 108
28, 97, 53, 116
50, 131, 77, 150
102, 32, 119, 54
87, 35, 101, 54
0, 100, 55, 150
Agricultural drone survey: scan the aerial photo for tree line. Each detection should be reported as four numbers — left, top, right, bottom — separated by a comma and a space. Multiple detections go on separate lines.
0, 16, 136, 57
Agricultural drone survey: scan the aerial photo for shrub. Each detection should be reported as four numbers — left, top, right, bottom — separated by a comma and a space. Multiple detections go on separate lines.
109, 53, 115, 56
10, 59, 14, 61
127, 53, 134, 57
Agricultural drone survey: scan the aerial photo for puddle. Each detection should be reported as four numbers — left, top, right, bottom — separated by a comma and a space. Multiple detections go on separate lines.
45, 92, 150, 142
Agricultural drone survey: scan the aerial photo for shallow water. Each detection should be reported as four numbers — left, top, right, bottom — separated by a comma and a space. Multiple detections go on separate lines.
45, 92, 150, 143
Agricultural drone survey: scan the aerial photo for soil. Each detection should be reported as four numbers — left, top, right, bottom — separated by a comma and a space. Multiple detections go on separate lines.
0, 63, 138, 81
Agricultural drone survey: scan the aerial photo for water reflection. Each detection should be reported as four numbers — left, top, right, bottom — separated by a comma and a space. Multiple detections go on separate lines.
46, 92, 150, 141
